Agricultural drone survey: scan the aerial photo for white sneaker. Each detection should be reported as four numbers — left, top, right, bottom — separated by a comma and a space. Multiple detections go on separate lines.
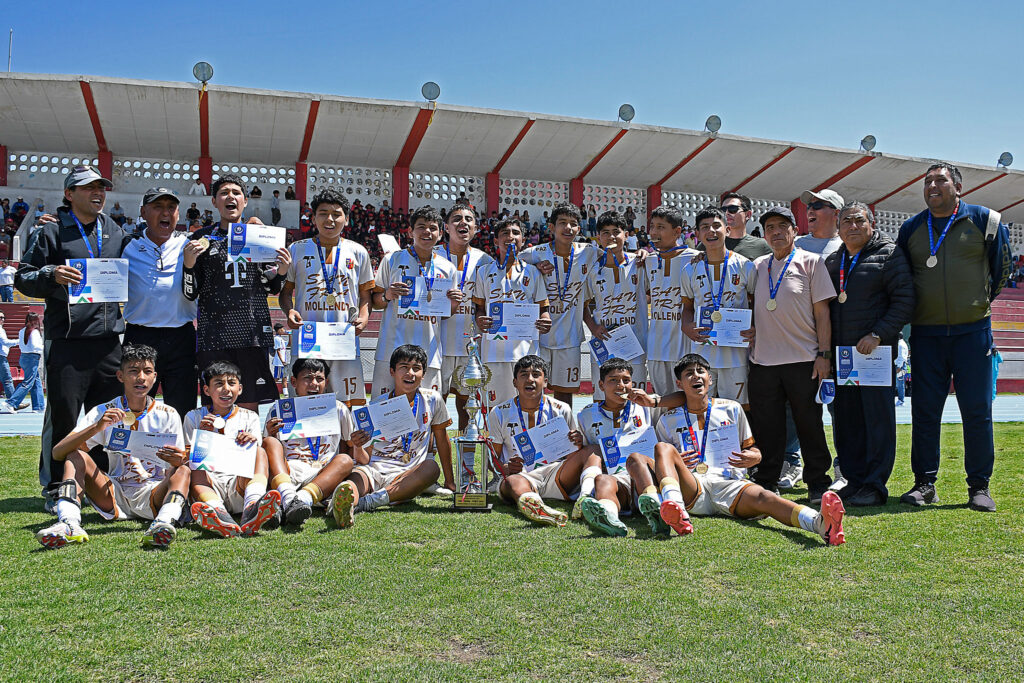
424, 483, 453, 496
778, 461, 802, 490
830, 462, 847, 491
0, 401, 15, 414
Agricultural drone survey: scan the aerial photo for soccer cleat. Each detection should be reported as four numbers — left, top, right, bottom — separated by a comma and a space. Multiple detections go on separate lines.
191, 502, 241, 538
240, 490, 282, 536
571, 496, 587, 521
142, 520, 177, 548
659, 500, 694, 536
580, 497, 628, 537
517, 495, 568, 527
819, 490, 846, 546
36, 521, 88, 549
777, 461, 802, 490
638, 493, 670, 536
284, 496, 313, 526
330, 482, 357, 529
900, 483, 938, 507
462, 481, 483, 495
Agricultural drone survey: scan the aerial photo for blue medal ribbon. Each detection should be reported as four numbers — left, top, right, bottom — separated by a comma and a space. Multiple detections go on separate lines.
839, 249, 861, 296
316, 237, 340, 297
398, 391, 421, 454
599, 249, 629, 270
408, 248, 435, 295
553, 245, 575, 302
682, 401, 713, 467
445, 245, 470, 289
500, 243, 517, 272
657, 245, 686, 271
515, 397, 552, 431
71, 212, 102, 258
597, 400, 631, 428
702, 251, 731, 311
306, 437, 322, 460
767, 250, 796, 305
926, 200, 960, 259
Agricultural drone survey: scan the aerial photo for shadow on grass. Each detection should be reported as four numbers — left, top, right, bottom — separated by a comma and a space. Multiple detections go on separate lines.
733, 518, 825, 549
0, 496, 43, 515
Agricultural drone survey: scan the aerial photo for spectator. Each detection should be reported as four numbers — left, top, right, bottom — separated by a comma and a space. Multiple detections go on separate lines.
284, 185, 296, 200
189, 178, 207, 196
271, 189, 281, 225
34, 202, 48, 222
250, 185, 263, 198
203, 209, 215, 227
718, 192, 771, 260
896, 162, 1013, 512
825, 202, 914, 507
895, 333, 909, 406
797, 189, 844, 256
0, 310, 16, 399
11, 196, 29, 225
0, 311, 45, 413
186, 202, 201, 223
0, 259, 16, 302
109, 201, 126, 226
0, 198, 9, 222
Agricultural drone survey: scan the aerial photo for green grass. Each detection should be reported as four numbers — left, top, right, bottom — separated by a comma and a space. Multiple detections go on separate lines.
2, 425, 1023, 682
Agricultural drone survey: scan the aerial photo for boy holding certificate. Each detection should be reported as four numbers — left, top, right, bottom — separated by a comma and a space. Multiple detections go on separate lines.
681, 207, 757, 407
633, 354, 846, 545
279, 188, 374, 405
344, 345, 456, 515
583, 211, 649, 400
472, 219, 550, 406
574, 358, 666, 537
262, 358, 361, 528
184, 362, 280, 538
485, 355, 588, 527
37, 344, 189, 549
370, 207, 458, 397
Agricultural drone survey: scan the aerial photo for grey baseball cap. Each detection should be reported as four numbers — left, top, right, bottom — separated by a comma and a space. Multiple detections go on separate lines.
64, 165, 113, 190
141, 187, 180, 206
759, 206, 797, 227
800, 188, 844, 210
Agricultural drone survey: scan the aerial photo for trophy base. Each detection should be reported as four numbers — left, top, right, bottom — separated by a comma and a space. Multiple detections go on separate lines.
451, 492, 492, 512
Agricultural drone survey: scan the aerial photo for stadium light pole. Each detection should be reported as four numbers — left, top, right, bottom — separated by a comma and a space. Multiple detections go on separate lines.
998, 152, 1013, 169
704, 115, 722, 136
860, 135, 877, 153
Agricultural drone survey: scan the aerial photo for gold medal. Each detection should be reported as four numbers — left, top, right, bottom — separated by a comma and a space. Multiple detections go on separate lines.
766, 299, 778, 311
122, 410, 136, 427
197, 237, 210, 250
838, 291, 847, 304
325, 294, 337, 307
710, 310, 723, 323
695, 462, 709, 474
427, 290, 433, 302
926, 255, 938, 268
212, 416, 226, 430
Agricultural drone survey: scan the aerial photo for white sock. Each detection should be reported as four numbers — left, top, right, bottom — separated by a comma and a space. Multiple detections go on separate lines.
56, 499, 82, 526
599, 498, 619, 518
243, 480, 267, 509
156, 497, 185, 525
641, 485, 662, 503
579, 466, 601, 498
296, 489, 314, 506
795, 505, 822, 533
277, 482, 297, 508
660, 477, 684, 504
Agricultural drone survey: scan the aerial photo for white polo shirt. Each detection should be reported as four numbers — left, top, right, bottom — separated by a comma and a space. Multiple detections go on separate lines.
122, 228, 197, 328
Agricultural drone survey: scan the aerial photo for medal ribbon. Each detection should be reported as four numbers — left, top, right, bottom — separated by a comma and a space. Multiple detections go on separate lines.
702, 251, 731, 311
71, 212, 102, 258
445, 245, 470, 289
599, 248, 629, 270
396, 391, 421, 454
500, 243, 517, 274
515, 397, 552, 431
553, 245, 575, 302
927, 200, 960, 259
204, 405, 238, 433
682, 401, 714, 466
767, 250, 796, 304
306, 437, 322, 460
657, 245, 686, 271
408, 248, 436, 294
839, 249, 862, 297
598, 400, 631, 429
316, 237, 341, 296
120, 395, 153, 427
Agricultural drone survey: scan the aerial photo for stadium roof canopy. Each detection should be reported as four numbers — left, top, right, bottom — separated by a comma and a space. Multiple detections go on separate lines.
2, 72, 1023, 220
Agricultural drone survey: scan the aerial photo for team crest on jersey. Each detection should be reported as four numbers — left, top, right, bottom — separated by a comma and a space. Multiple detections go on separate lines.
489, 390, 497, 402
523, 276, 530, 286
581, 264, 588, 275
632, 273, 638, 285
346, 258, 354, 269
732, 274, 740, 285
633, 416, 642, 427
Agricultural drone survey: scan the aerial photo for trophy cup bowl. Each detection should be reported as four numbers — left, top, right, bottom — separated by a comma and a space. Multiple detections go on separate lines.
451, 335, 493, 512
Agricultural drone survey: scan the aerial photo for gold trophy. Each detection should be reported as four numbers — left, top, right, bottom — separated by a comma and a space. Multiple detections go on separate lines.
450, 335, 493, 512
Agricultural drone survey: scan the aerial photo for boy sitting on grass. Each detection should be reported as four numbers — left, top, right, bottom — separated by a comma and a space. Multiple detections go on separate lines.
263, 358, 361, 528
39, 344, 188, 549
185, 361, 281, 538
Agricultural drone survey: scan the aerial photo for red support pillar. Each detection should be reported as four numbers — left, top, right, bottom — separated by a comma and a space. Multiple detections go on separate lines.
0, 145, 7, 186
569, 177, 584, 207
295, 162, 308, 206
198, 156, 212, 193
97, 150, 112, 184
392, 166, 410, 212
485, 172, 500, 215
646, 184, 662, 223
790, 198, 808, 234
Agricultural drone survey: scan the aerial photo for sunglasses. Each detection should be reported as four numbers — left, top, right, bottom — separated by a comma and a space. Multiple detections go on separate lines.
720, 205, 746, 214
807, 200, 834, 211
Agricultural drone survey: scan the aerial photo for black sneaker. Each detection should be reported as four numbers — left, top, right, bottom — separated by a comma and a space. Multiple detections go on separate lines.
900, 483, 937, 506
848, 489, 886, 507
968, 487, 996, 512
808, 487, 827, 506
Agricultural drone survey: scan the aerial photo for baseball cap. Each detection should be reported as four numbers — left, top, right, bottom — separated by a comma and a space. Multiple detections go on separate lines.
63, 165, 113, 191
759, 206, 796, 227
800, 189, 844, 210
141, 187, 180, 206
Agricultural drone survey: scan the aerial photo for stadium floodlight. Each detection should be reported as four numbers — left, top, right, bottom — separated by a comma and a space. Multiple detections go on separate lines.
421, 81, 441, 102
192, 61, 213, 85
704, 115, 722, 134
860, 135, 877, 152
998, 152, 1013, 169
618, 104, 635, 123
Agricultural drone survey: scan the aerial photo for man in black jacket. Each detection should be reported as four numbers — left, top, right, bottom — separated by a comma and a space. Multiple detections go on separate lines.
825, 202, 914, 506
15, 165, 132, 497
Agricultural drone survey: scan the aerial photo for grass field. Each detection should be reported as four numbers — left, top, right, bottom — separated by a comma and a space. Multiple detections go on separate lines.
1, 425, 1023, 682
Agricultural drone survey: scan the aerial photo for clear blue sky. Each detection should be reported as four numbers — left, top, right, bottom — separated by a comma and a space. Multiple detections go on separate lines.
5, 0, 1022, 167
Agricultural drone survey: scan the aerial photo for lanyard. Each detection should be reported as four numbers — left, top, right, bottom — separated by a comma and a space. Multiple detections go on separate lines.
839, 249, 861, 295
515, 397, 551, 431
682, 401, 713, 464
408, 248, 435, 292
445, 245, 470, 289
203, 405, 237, 432
599, 249, 629, 270
71, 212, 102, 259
316, 238, 340, 295
702, 252, 731, 310
391, 391, 421, 453
767, 250, 796, 303
598, 400, 631, 429
500, 244, 517, 276
553, 245, 575, 302
306, 437, 322, 459
657, 246, 685, 271
119, 396, 153, 424
927, 200, 960, 258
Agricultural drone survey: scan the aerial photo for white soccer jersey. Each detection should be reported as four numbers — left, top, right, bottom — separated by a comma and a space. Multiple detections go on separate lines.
485, 396, 578, 463
183, 405, 262, 449
585, 250, 649, 350
374, 249, 457, 369
521, 242, 600, 349
288, 237, 374, 323
263, 399, 355, 464
646, 249, 699, 362
472, 259, 549, 363
80, 397, 184, 489
434, 244, 493, 357
365, 388, 451, 473
656, 399, 754, 477
680, 253, 756, 368
577, 401, 654, 474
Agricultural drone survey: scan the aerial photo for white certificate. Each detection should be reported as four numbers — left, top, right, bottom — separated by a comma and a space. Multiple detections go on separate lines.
704, 422, 742, 472
599, 427, 657, 473
696, 307, 752, 348
484, 302, 539, 362
836, 345, 892, 387
294, 322, 356, 360
189, 429, 256, 478
377, 233, 401, 256
277, 393, 341, 439
589, 324, 644, 364
227, 223, 286, 262
106, 429, 178, 468
353, 395, 419, 442
511, 416, 575, 472
417, 277, 454, 318
67, 258, 128, 304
